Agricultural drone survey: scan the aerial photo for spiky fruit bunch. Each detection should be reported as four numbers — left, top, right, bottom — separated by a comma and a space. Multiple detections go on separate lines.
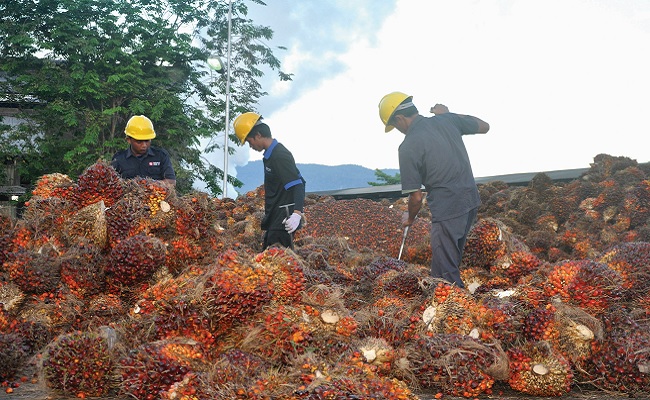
152, 300, 217, 348
60, 241, 106, 297
118, 341, 192, 400
31, 173, 74, 199
165, 236, 203, 275
253, 247, 306, 304
21, 197, 75, 233
73, 160, 124, 208
105, 194, 149, 244
0, 332, 28, 381
543, 260, 623, 314
106, 234, 166, 286
462, 217, 508, 269
473, 295, 524, 349
598, 241, 650, 299
407, 333, 503, 398
373, 266, 429, 301
202, 250, 274, 336
237, 304, 314, 365
43, 330, 116, 397
210, 348, 271, 387
420, 281, 478, 335
5, 248, 61, 295
504, 251, 543, 282
174, 192, 220, 239
522, 303, 560, 343
507, 341, 573, 397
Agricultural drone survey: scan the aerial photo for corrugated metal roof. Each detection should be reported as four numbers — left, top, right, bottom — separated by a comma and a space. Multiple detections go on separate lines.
309, 167, 590, 200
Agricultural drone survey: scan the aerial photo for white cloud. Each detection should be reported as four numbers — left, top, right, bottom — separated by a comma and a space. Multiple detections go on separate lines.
240, 0, 650, 183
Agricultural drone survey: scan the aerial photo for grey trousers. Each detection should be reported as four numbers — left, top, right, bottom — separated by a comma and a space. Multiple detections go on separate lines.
429, 207, 478, 288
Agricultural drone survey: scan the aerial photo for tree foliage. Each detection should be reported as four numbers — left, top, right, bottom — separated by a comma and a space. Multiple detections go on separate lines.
368, 169, 400, 186
0, 0, 291, 195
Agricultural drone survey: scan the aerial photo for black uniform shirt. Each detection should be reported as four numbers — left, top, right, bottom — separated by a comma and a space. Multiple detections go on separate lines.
261, 139, 305, 231
111, 146, 176, 181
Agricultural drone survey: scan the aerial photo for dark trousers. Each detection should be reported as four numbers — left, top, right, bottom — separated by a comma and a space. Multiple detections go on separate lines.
263, 229, 292, 249
429, 207, 478, 288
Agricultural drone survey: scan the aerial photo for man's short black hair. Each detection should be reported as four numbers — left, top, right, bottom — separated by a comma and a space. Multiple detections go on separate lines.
250, 122, 272, 139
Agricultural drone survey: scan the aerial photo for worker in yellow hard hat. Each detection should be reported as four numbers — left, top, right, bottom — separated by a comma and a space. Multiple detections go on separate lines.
111, 115, 176, 187
378, 92, 490, 288
234, 112, 306, 250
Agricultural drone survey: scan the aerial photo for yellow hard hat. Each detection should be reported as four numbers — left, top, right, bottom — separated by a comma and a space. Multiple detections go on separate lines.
378, 92, 412, 132
234, 112, 262, 144
125, 115, 156, 140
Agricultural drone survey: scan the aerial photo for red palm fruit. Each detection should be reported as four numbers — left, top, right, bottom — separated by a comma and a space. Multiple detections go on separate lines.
473, 295, 524, 349
420, 281, 478, 335
73, 160, 124, 208
174, 192, 220, 238
106, 234, 166, 287
43, 330, 116, 397
507, 341, 573, 397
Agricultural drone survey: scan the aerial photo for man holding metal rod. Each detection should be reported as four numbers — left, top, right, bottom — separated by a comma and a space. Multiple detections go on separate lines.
234, 112, 306, 250
378, 92, 489, 288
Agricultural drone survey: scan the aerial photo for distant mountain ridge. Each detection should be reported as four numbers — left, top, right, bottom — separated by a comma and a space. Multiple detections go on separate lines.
234, 160, 399, 195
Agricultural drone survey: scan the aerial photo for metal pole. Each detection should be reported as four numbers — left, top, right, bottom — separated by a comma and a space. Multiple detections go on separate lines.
223, 0, 233, 199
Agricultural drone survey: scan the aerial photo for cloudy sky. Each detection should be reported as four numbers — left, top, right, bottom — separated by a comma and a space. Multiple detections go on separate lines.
216, 0, 650, 194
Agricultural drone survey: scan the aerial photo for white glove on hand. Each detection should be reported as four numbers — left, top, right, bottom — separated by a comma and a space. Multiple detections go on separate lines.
283, 213, 301, 234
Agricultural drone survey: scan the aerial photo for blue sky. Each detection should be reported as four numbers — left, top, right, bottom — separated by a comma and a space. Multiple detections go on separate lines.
211, 0, 650, 195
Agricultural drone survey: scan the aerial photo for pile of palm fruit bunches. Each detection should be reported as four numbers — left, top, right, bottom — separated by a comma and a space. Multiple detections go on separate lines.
1, 153, 649, 399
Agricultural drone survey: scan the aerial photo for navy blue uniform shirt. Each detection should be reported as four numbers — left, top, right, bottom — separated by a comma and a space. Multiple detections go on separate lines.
111, 146, 176, 181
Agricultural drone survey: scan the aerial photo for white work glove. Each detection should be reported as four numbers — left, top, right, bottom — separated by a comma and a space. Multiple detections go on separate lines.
283, 213, 302, 234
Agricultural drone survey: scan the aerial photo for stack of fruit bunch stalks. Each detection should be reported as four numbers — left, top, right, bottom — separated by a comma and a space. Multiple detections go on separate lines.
597, 241, 650, 302
475, 154, 650, 263
405, 332, 508, 398
297, 197, 431, 263
104, 234, 167, 300
575, 309, 650, 396
41, 328, 118, 398
61, 200, 108, 248
506, 340, 574, 397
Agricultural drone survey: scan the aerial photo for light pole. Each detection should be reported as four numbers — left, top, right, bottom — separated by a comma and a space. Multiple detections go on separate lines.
207, 0, 233, 199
